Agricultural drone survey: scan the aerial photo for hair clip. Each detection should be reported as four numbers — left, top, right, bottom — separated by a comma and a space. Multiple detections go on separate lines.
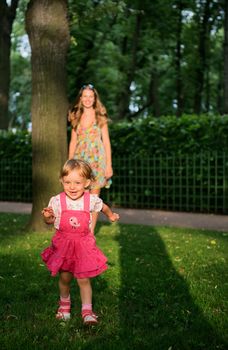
82, 84, 94, 90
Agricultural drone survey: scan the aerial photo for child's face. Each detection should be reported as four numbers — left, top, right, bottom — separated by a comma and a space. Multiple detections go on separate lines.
80, 88, 95, 109
61, 169, 90, 200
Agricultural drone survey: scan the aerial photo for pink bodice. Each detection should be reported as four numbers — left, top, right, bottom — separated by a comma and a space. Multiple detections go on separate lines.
57, 192, 90, 237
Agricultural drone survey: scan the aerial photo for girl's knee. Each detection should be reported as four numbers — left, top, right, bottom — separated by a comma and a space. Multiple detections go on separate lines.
59, 271, 73, 284
77, 278, 90, 287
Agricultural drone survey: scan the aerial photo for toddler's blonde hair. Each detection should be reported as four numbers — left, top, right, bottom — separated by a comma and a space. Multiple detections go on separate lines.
60, 159, 96, 183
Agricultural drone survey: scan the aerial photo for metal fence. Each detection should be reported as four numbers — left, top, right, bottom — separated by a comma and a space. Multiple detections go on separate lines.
103, 152, 228, 214
1, 152, 228, 213
0, 159, 32, 203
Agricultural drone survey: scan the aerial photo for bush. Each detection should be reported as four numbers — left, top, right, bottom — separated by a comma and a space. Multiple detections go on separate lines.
0, 130, 32, 160
0, 131, 32, 202
109, 114, 228, 156
2, 114, 228, 160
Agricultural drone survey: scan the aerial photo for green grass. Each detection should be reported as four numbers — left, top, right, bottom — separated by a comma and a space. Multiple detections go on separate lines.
0, 213, 227, 350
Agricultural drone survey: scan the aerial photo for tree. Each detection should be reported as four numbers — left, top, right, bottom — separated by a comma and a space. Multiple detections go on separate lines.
175, 0, 184, 117
224, 0, 228, 113
0, 0, 19, 130
9, 0, 227, 123
9, 0, 32, 129
25, 0, 70, 231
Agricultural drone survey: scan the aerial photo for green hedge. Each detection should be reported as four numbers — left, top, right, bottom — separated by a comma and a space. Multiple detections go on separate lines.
0, 130, 32, 160
1, 114, 228, 159
110, 114, 228, 156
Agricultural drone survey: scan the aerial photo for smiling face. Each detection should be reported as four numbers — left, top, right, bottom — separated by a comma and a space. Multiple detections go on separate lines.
80, 88, 95, 109
61, 169, 91, 200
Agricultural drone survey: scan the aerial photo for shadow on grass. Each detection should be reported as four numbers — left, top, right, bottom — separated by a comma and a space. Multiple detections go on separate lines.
115, 224, 227, 350
0, 213, 32, 240
0, 216, 227, 350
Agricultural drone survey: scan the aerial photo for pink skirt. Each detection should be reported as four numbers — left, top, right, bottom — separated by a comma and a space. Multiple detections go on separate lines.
41, 231, 108, 278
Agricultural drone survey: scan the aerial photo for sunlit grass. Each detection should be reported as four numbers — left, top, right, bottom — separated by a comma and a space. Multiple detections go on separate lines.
0, 213, 227, 349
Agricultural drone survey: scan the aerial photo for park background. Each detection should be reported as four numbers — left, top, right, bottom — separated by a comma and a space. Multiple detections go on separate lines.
0, 2, 228, 349
2, 1, 228, 231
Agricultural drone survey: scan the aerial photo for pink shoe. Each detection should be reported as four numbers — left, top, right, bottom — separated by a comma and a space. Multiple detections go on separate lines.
82, 309, 98, 325
56, 298, 71, 320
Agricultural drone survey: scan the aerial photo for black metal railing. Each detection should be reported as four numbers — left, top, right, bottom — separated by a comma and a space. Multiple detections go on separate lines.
1, 152, 228, 213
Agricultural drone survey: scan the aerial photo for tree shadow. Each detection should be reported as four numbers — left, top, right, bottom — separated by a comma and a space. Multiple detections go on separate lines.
115, 223, 227, 349
1, 217, 227, 349
0, 212, 30, 233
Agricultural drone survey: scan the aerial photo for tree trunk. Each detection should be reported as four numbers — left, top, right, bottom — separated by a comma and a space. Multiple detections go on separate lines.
205, 66, 210, 113
0, 0, 19, 130
25, 0, 70, 231
193, 0, 210, 114
175, 0, 183, 117
118, 13, 141, 119
224, 0, 228, 113
147, 67, 160, 117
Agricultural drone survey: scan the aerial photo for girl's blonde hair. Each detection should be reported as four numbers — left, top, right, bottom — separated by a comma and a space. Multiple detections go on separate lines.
68, 85, 108, 130
60, 159, 95, 183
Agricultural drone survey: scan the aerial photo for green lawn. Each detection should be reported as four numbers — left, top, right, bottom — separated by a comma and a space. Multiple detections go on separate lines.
0, 213, 227, 350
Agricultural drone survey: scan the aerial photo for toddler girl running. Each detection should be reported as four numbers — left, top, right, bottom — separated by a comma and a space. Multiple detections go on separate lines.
41, 159, 119, 325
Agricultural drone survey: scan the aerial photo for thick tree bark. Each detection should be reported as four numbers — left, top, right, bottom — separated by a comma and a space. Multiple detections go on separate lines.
0, 0, 19, 130
224, 0, 228, 113
25, 0, 70, 231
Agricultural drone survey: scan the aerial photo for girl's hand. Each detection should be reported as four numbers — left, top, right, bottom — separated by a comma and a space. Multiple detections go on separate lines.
105, 165, 113, 179
109, 212, 119, 222
42, 207, 54, 218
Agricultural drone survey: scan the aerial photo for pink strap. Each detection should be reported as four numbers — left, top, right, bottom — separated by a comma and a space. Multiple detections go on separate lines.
60, 191, 89, 212
83, 192, 90, 212
60, 192, 67, 211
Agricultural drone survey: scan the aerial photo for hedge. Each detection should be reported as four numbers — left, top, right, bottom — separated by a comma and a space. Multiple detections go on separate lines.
1, 114, 228, 160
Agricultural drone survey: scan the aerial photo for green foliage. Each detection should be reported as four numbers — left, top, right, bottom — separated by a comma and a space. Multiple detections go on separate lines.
0, 130, 31, 159
3, 114, 228, 160
0, 214, 227, 349
9, 0, 31, 129
4, 114, 228, 160
0, 131, 32, 202
9, 0, 226, 126
110, 114, 228, 156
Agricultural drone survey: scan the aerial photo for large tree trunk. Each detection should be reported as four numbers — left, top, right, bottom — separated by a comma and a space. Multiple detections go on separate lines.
224, 0, 228, 113
0, 0, 19, 130
25, 0, 70, 231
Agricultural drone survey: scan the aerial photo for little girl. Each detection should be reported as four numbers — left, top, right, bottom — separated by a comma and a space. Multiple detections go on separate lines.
41, 159, 119, 325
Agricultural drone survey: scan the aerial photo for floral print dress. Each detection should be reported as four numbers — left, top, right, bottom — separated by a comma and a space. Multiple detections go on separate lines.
74, 123, 112, 190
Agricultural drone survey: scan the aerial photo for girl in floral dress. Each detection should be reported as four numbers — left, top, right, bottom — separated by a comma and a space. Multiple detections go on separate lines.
68, 84, 113, 233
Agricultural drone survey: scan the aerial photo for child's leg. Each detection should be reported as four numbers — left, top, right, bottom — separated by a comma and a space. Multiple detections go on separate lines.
56, 271, 73, 320
77, 278, 98, 325
77, 278, 92, 305
59, 271, 73, 297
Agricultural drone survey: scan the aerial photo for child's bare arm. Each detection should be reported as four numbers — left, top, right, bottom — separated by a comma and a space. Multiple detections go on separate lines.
101, 203, 119, 222
41, 207, 55, 225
